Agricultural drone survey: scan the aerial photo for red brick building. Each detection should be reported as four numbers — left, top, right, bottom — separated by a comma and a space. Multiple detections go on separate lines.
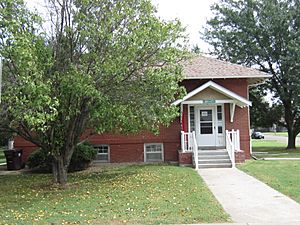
15, 56, 270, 168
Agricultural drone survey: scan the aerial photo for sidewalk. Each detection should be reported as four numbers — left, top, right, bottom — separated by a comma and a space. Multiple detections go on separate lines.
198, 168, 300, 224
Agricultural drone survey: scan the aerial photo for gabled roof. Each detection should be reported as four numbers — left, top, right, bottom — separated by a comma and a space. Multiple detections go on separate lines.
173, 81, 252, 107
183, 56, 271, 85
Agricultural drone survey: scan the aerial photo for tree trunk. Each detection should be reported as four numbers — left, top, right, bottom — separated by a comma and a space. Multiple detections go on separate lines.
284, 102, 297, 150
287, 129, 296, 150
52, 157, 68, 186
52, 160, 58, 183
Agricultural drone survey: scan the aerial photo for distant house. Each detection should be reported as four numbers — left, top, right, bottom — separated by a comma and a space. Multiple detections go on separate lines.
15, 56, 270, 168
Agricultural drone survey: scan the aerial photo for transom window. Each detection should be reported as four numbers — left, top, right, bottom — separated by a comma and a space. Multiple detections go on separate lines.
144, 143, 164, 162
94, 145, 109, 162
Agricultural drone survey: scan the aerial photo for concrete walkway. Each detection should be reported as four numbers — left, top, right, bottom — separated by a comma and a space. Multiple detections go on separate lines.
198, 168, 300, 224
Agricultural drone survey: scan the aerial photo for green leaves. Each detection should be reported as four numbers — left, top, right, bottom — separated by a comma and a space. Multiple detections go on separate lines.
203, 0, 300, 147
0, 0, 188, 182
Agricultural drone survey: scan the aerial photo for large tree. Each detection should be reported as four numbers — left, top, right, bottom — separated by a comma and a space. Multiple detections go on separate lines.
203, 0, 300, 149
249, 88, 283, 128
0, 0, 187, 185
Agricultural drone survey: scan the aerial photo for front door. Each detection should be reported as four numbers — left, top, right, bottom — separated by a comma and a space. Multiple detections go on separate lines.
196, 107, 216, 146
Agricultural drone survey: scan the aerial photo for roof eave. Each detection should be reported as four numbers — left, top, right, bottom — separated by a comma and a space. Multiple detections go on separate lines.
172, 81, 252, 107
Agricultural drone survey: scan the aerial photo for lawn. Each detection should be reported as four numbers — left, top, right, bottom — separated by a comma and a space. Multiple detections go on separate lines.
239, 160, 300, 203
252, 139, 300, 159
0, 148, 5, 164
0, 164, 229, 224
264, 132, 300, 137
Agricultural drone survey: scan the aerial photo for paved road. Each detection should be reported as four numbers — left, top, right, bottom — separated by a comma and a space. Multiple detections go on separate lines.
198, 168, 300, 224
263, 134, 300, 145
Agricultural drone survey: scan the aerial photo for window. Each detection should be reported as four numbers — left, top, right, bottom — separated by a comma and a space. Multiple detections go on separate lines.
144, 143, 164, 162
94, 145, 109, 162
189, 106, 195, 132
217, 106, 223, 134
200, 109, 213, 134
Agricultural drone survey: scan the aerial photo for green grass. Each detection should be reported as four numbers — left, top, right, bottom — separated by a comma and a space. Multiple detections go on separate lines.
252, 139, 300, 158
239, 160, 300, 203
0, 164, 229, 224
264, 132, 300, 137
0, 149, 5, 164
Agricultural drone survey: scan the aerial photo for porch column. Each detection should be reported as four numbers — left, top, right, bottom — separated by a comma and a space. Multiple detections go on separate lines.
181, 104, 188, 132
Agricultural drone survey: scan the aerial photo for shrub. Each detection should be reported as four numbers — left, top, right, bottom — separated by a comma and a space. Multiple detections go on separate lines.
27, 141, 97, 172
69, 141, 97, 171
27, 149, 52, 172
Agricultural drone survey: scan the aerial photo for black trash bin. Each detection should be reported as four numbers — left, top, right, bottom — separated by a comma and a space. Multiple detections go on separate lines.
4, 149, 23, 170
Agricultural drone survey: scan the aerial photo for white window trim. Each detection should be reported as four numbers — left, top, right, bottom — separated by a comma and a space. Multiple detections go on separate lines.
94, 144, 110, 163
144, 143, 164, 162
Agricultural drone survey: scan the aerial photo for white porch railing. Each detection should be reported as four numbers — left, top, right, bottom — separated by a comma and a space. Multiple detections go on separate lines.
225, 129, 240, 168
181, 131, 198, 168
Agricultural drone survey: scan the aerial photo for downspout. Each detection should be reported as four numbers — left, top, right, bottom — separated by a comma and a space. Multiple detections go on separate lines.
247, 85, 253, 155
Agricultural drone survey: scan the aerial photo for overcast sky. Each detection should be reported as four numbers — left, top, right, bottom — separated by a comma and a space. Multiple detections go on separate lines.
25, 0, 218, 53
152, 0, 219, 53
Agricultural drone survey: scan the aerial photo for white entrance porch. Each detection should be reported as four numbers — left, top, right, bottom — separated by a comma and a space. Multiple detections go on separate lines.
173, 81, 252, 168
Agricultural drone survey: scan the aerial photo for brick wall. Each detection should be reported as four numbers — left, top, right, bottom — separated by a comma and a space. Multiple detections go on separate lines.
235, 150, 246, 164
14, 78, 251, 163
178, 151, 193, 166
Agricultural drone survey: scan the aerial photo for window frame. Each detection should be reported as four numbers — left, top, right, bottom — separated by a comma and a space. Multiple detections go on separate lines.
93, 144, 110, 163
144, 143, 164, 162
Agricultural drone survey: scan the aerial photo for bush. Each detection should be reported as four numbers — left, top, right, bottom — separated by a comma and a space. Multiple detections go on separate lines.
27, 149, 52, 172
27, 142, 97, 172
69, 142, 97, 171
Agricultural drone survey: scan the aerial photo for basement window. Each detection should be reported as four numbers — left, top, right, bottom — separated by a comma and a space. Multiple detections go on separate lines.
94, 145, 110, 162
144, 143, 164, 162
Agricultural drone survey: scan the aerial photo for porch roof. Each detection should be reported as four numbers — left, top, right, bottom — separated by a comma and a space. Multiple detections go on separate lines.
173, 81, 252, 107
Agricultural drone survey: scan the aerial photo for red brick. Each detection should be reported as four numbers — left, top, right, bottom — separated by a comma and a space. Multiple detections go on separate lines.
178, 151, 193, 166
235, 150, 246, 164
14, 78, 252, 163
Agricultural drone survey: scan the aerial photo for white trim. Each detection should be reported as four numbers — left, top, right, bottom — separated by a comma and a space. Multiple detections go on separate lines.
183, 75, 272, 79
230, 103, 236, 123
247, 85, 252, 155
180, 103, 183, 130
188, 105, 191, 133
94, 144, 110, 163
172, 81, 252, 107
144, 143, 164, 162
181, 100, 236, 105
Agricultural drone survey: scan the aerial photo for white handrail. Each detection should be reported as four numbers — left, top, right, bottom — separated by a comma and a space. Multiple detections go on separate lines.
181, 131, 198, 168
181, 131, 193, 152
192, 131, 198, 169
225, 129, 241, 167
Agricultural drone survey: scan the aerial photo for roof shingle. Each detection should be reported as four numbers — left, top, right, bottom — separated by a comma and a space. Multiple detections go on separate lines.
183, 56, 271, 85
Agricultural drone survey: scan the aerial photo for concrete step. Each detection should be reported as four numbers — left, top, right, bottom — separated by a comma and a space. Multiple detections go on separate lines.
197, 148, 232, 169
198, 163, 232, 169
198, 159, 231, 164
198, 146, 225, 150
198, 150, 228, 156
198, 154, 230, 160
